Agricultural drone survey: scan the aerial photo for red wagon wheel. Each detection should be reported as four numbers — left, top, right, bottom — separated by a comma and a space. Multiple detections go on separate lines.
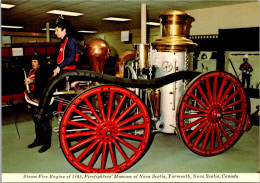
60, 85, 151, 173
177, 71, 247, 156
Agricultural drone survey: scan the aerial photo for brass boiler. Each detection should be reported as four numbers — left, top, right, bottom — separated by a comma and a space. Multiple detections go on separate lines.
151, 10, 197, 133
85, 38, 110, 73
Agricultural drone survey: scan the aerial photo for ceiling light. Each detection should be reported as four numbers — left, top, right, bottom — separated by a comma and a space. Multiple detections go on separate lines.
146, 22, 160, 26
102, 17, 131, 22
42, 28, 56, 31
1, 25, 24, 29
47, 10, 83, 17
78, 30, 97, 33
1, 3, 15, 9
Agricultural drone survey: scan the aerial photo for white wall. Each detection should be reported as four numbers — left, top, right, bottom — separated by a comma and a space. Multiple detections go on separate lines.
187, 2, 259, 35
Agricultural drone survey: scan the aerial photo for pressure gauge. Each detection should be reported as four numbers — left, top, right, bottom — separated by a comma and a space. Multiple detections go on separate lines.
162, 61, 173, 72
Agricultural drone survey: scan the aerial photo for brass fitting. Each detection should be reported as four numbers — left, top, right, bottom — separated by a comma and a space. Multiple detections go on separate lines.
152, 10, 197, 52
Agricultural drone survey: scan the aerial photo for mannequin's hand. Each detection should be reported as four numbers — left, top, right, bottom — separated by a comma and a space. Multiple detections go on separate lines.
24, 78, 33, 85
53, 66, 61, 77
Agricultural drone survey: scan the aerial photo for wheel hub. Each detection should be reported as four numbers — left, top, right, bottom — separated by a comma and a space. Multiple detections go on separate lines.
208, 105, 222, 123
97, 121, 118, 142
106, 131, 111, 136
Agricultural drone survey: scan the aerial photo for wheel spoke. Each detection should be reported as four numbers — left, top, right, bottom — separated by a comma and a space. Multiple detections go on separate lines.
197, 85, 210, 106
220, 119, 235, 132
119, 124, 146, 131
219, 83, 234, 104
118, 132, 144, 141
210, 124, 216, 151
223, 99, 242, 110
218, 122, 230, 140
213, 76, 218, 104
216, 77, 227, 102
114, 102, 137, 123
112, 139, 128, 161
187, 120, 208, 139
190, 93, 209, 109
69, 135, 97, 151
183, 113, 207, 119
66, 131, 96, 139
118, 113, 143, 127
215, 123, 223, 148
193, 123, 209, 146
205, 77, 213, 104
223, 116, 241, 123
185, 104, 207, 113
101, 142, 107, 170
73, 109, 99, 126
67, 120, 97, 130
184, 117, 207, 130
88, 141, 103, 168
84, 98, 102, 123
222, 109, 243, 115
108, 141, 117, 167
116, 136, 138, 152
111, 95, 127, 121
97, 92, 106, 121
76, 139, 99, 162
221, 89, 240, 107
107, 91, 114, 121
201, 124, 212, 150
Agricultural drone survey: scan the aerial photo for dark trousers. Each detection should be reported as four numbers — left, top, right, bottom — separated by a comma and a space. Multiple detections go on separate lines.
31, 107, 52, 145
242, 72, 251, 88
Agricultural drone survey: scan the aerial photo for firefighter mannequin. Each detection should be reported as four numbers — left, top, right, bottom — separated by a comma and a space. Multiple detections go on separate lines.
53, 16, 79, 77
239, 54, 253, 88
25, 52, 51, 153
25, 52, 48, 101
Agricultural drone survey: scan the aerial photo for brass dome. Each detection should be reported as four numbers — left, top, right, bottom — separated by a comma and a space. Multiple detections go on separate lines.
152, 10, 197, 52
85, 38, 110, 73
